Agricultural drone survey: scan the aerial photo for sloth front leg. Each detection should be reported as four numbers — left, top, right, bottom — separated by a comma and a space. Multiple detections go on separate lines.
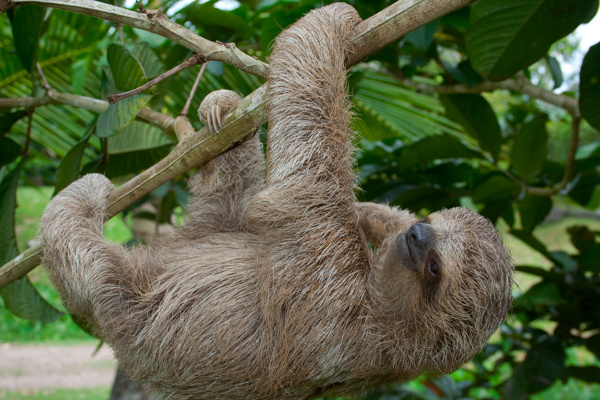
183, 90, 265, 235
39, 174, 132, 329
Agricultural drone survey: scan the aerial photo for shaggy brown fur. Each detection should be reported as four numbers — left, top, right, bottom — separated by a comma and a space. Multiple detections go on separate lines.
39, 3, 513, 399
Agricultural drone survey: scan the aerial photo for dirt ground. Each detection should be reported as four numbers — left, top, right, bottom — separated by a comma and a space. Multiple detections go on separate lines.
0, 343, 117, 392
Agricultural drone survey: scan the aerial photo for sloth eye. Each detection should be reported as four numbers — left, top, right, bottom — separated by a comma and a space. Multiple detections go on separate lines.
427, 259, 440, 278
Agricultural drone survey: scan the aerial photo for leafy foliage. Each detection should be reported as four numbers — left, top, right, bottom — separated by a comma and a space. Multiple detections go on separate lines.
1, 0, 600, 398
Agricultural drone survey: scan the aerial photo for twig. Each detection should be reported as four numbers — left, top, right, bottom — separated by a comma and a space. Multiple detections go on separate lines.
35, 63, 51, 91
181, 62, 209, 118
23, 110, 34, 158
108, 54, 206, 104
0, 0, 477, 288
118, 24, 125, 46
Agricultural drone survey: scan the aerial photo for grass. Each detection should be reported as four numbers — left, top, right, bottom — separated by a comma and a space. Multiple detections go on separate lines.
0, 387, 110, 400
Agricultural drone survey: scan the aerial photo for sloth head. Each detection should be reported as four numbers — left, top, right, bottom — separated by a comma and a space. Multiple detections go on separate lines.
372, 207, 513, 375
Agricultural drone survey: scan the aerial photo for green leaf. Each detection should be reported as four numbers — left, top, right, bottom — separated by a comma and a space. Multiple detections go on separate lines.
187, 2, 253, 36
519, 195, 552, 233
521, 335, 566, 392
8, 5, 47, 72
0, 277, 64, 323
510, 116, 548, 183
580, 42, 600, 131
130, 42, 165, 79
519, 281, 563, 307
466, 0, 599, 80
53, 123, 94, 195
546, 56, 564, 89
587, 334, 600, 359
440, 94, 502, 159
567, 366, 600, 383
100, 146, 171, 179
0, 162, 63, 323
0, 137, 22, 168
397, 134, 483, 170
0, 162, 21, 264
107, 121, 174, 154
578, 243, 600, 273
107, 43, 147, 91
404, 20, 438, 50
96, 121, 174, 178
0, 110, 28, 136
567, 225, 596, 253
473, 175, 520, 203
97, 94, 152, 138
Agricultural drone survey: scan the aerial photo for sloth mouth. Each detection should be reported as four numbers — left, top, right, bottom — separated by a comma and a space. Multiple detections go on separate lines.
395, 233, 419, 272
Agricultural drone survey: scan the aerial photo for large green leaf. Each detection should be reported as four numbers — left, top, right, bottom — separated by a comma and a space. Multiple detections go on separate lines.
107, 121, 174, 154
0, 162, 20, 264
519, 195, 552, 233
53, 123, 94, 195
353, 72, 463, 141
8, 5, 48, 72
472, 175, 520, 203
96, 121, 174, 178
107, 43, 147, 92
0, 162, 63, 323
0, 277, 64, 323
0, 110, 28, 136
508, 335, 566, 395
466, 0, 599, 80
510, 116, 548, 183
580, 42, 600, 131
130, 42, 165, 80
0, 137, 22, 168
404, 20, 438, 50
440, 94, 502, 159
397, 134, 483, 170
97, 94, 152, 138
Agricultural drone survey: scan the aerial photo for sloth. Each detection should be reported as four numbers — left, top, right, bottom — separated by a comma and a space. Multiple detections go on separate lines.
39, 3, 513, 399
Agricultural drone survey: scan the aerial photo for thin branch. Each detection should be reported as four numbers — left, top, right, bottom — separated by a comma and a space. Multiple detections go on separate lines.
181, 62, 209, 118
6, 0, 268, 79
23, 110, 34, 158
0, 92, 176, 135
0, 0, 477, 288
35, 63, 51, 91
108, 54, 207, 104
401, 76, 579, 116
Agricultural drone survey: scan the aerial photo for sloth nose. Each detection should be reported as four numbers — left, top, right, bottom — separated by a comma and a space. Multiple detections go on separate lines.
407, 223, 434, 249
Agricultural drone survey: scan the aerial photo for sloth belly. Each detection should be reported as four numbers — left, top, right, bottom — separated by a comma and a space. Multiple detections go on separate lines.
116, 233, 267, 398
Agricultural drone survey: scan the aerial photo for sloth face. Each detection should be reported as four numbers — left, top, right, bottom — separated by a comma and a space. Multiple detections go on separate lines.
379, 207, 513, 373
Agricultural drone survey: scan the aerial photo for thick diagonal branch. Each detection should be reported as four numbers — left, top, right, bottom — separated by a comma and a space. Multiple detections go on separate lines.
0, 0, 476, 289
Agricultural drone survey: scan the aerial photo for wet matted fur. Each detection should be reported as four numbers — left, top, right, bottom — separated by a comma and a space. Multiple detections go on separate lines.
40, 3, 513, 399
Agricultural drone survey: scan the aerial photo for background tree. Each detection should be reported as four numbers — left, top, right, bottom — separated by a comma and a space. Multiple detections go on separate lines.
1, 0, 599, 399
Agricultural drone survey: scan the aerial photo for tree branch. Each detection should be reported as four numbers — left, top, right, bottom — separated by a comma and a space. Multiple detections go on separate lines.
5, 0, 268, 79
401, 76, 579, 116
108, 54, 207, 104
0, 0, 477, 288
402, 74, 581, 197
0, 91, 176, 135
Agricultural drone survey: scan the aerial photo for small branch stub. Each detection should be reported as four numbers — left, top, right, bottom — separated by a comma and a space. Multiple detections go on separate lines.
0, 0, 12, 14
